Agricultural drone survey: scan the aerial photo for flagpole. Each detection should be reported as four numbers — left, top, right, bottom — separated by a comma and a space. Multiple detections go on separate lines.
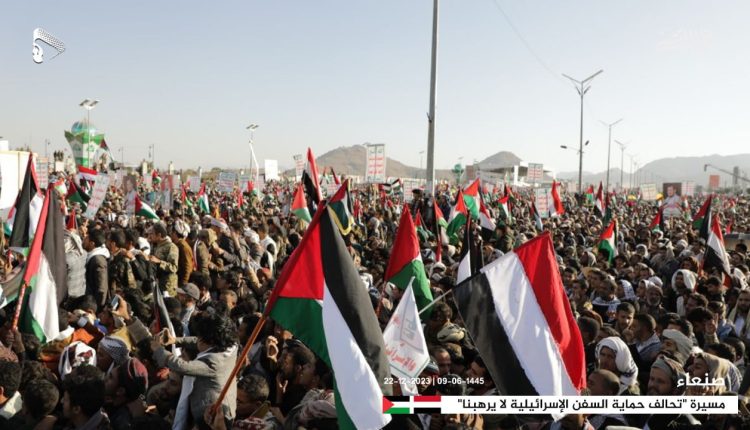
418, 288, 454, 315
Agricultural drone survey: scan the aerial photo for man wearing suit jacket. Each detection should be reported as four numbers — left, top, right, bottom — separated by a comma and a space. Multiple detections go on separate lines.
152, 310, 238, 430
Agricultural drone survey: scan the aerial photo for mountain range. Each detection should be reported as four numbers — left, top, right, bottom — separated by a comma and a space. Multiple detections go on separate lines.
558, 153, 750, 188
299, 145, 750, 188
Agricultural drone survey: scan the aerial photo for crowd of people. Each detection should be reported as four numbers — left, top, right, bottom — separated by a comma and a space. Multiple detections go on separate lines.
0, 171, 748, 430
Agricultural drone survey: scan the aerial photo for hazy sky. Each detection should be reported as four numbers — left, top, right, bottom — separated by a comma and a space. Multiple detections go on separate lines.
1, 1, 749, 175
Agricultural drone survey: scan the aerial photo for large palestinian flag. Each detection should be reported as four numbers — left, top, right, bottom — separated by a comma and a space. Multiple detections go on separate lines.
267, 188, 391, 430
649, 206, 666, 232
453, 233, 586, 395
8, 154, 44, 255
384, 205, 433, 315
16, 188, 67, 342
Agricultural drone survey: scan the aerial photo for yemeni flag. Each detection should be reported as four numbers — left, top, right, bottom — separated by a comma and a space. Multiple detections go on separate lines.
598, 219, 618, 263
530, 201, 543, 232
702, 212, 732, 279
594, 182, 605, 217
384, 205, 433, 315
498, 195, 513, 224
453, 233, 586, 395
135, 194, 159, 220
649, 206, 666, 232
77, 166, 98, 182
15, 188, 67, 342
693, 195, 712, 230
267, 194, 392, 430
292, 183, 312, 223
550, 181, 564, 216
302, 148, 323, 205
8, 155, 45, 255
66, 181, 90, 211
457, 217, 483, 284
197, 183, 210, 214
446, 190, 469, 240
462, 178, 481, 220
414, 209, 432, 243
478, 197, 496, 241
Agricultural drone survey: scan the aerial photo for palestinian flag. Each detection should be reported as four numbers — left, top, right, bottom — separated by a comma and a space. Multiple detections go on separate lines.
453, 233, 586, 395
693, 196, 712, 230
462, 178, 481, 220
381, 179, 402, 196
594, 183, 605, 217
585, 185, 595, 205
330, 167, 341, 186
77, 166, 98, 182
328, 179, 353, 235
267, 196, 392, 430
603, 193, 613, 224
478, 197, 496, 241
446, 189, 468, 239
702, 211, 731, 279
649, 206, 666, 232
550, 181, 564, 216
383, 396, 441, 415
16, 188, 67, 342
66, 181, 90, 211
384, 205, 433, 314
292, 183, 312, 223
530, 202, 543, 232
433, 200, 448, 263
598, 219, 618, 263
197, 183, 210, 214
302, 147, 323, 205
52, 177, 67, 198
457, 216, 483, 284
433, 200, 448, 246
8, 155, 45, 255
135, 194, 159, 220
414, 209, 432, 243
498, 195, 513, 224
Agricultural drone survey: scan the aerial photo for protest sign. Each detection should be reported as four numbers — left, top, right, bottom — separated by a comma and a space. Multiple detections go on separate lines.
83, 174, 111, 219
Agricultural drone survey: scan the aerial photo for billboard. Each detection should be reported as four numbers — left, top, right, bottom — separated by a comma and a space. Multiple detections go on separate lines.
527, 163, 544, 182
709, 174, 721, 190
365, 144, 386, 183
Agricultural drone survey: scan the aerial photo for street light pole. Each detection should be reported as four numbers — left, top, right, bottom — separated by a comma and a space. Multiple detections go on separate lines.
615, 140, 628, 191
601, 118, 623, 194
425, 0, 439, 196
562, 70, 603, 193
246, 124, 260, 186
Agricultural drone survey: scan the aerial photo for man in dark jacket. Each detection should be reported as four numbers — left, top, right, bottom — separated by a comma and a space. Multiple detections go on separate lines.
85, 229, 111, 308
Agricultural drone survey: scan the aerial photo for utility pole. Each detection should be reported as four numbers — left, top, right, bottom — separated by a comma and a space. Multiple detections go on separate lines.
425, 0, 439, 196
